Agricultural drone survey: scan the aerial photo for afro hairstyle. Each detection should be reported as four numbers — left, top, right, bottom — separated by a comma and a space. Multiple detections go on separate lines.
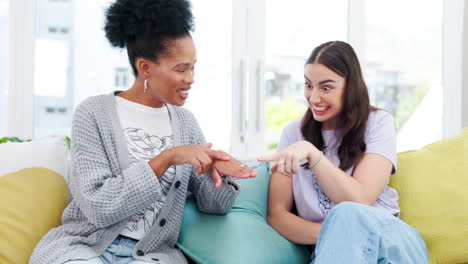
104, 0, 194, 76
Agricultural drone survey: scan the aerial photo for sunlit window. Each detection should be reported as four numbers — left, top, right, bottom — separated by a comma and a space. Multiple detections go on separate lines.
364, 0, 443, 152
33, 0, 129, 138
185, 0, 232, 152
114, 68, 130, 88
264, 0, 348, 151
32, 0, 232, 146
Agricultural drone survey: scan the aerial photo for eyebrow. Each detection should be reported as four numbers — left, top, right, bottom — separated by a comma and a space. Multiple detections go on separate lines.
304, 75, 336, 85
174, 60, 197, 68
319, 79, 335, 85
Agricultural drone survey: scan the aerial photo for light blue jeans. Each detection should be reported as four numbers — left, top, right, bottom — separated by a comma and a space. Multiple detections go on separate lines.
311, 202, 429, 264
64, 236, 152, 264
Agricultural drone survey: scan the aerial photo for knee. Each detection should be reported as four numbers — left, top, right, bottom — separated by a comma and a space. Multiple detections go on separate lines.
327, 202, 394, 228
330, 201, 363, 214
327, 202, 370, 222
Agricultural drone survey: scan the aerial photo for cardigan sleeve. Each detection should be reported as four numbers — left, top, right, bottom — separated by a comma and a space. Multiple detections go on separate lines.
69, 98, 164, 228
183, 110, 241, 215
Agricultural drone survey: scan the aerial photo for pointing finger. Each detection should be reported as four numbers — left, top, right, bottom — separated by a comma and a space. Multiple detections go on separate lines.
257, 152, 281, 162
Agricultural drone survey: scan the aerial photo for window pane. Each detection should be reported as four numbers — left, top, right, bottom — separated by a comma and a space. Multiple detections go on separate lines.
33, 0, 230, 147
0, 0, 8, 137
364, 0, 443, 152
33, 0, 130, 138
185, 0, 232, 151
264, 0, 348, 150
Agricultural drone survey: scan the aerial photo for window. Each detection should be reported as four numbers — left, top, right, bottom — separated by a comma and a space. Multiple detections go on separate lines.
263, 0, 348, 151
47, 26, 57, 33
114, 67, 129, 88
0, 0, 8, 137
185, 0, 232, 152
33, 0, 129, 138
60, 27, 69, 34
5, 0, 463, 155
364, 0, 443, 151
33, 0, 233, 144
47, 26, 69, 35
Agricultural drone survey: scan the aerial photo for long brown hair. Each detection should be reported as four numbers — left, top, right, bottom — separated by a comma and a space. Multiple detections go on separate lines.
301, 41, 375, 171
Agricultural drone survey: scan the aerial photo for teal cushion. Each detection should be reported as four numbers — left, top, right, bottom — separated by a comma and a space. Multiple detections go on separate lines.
177, 162, 310, 264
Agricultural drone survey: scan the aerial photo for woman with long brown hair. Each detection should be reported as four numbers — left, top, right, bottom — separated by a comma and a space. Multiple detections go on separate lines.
259, 41, 428, 263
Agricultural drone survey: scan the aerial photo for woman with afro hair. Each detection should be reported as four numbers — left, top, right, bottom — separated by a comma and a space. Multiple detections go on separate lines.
30, 0, 256, 263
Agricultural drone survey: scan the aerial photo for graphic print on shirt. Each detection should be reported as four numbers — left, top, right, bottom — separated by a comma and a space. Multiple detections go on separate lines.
123, 127, 175, 233
312, 174, 334, 217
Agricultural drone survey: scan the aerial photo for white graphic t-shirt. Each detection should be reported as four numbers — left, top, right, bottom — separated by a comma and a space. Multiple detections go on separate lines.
115, 95, 175, 240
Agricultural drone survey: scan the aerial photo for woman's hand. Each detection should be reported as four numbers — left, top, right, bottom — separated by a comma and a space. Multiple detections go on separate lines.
211, 155, 258, 188
150, 143, 228, 179
150, 143, 256, 188
257, 141, 318, 175
165, 143, 230, 176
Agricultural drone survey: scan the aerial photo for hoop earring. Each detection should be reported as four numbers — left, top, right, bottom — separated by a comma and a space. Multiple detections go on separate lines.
144, 79, 148, 93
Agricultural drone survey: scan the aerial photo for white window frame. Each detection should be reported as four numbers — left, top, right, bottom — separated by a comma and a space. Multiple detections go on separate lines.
6, 0, 465, 148
7, 0, 35, 139
347, 0, 366, 66
231, 0, 266, 158
443, 0, 464, 138
464, 2, 468, 128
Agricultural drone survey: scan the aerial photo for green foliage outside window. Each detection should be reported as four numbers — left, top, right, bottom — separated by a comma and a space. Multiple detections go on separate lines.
266, 98, 305, 150
0, 136, 71, 150
266, 98, 305, 132
0, 137, 31, 144
394, 86, 429, 131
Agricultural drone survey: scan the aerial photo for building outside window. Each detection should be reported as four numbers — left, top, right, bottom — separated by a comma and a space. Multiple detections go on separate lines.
33, 0, 129, 138
114, 67, 130, 89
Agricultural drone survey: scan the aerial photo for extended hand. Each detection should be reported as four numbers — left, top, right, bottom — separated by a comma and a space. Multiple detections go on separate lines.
211, 155, 257, 188
257, 141, 316, 175
166, 143, 230, 176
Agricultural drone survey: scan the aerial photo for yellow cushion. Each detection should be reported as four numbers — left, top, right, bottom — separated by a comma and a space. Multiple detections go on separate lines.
389, 129, 468, 264
0, 168, 69, 264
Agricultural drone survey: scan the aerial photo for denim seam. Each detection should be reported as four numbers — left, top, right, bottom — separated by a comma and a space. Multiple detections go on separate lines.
361, 230, 377, 263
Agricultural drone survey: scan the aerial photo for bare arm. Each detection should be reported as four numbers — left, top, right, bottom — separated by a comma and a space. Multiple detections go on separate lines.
310, 151, 392, 205
268, 170, 321, 245
260, 141, 392, 206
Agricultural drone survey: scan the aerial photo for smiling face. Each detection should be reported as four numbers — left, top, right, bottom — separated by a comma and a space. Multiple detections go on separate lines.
304, 63, 346, 130
144, 34, 197, 107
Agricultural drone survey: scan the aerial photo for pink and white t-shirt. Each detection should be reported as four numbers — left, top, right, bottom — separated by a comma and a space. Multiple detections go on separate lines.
277, 109, 399, 223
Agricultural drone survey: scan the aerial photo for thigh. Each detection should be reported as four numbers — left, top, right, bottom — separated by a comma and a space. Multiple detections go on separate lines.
313, 202, 428, 264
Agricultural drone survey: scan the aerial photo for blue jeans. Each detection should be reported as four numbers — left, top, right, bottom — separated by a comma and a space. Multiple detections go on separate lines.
64, 236, 152, 264
311, 202, 429, 264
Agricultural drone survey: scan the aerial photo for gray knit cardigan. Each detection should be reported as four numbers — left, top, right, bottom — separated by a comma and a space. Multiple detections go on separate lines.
30, 93, 240, 264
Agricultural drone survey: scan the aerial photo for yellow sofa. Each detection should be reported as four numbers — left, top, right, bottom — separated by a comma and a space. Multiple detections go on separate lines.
0, 129, 466, 264
0, 168, 68, 264
389, 128, 468, 264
